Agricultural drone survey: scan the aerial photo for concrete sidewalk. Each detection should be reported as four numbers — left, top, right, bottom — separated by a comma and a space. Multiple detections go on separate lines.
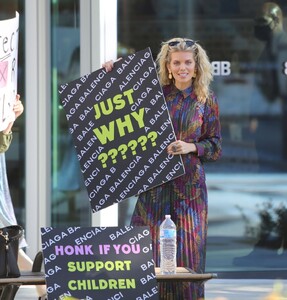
15, 278, 287, 299
205, 279, 287, 299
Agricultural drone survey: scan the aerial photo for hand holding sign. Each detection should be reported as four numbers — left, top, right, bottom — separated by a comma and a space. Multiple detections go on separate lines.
59, 48, 185, 213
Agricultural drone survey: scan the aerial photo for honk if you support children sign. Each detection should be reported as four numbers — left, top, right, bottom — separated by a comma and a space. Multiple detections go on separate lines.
58, 48, 185, 213
41, 226, 159, 300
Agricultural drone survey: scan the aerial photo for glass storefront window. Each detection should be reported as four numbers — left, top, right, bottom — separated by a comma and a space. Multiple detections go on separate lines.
117, 0, 287, 276
51, 0, 90, 227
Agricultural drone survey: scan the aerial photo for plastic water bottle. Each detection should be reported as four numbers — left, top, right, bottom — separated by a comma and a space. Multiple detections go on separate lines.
160, 214, 177, 274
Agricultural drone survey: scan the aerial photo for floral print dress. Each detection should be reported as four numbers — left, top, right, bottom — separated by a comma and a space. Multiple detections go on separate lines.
131, 84, 222, 299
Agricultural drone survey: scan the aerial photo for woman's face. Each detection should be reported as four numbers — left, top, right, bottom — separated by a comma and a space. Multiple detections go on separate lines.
167, 51, 196, 90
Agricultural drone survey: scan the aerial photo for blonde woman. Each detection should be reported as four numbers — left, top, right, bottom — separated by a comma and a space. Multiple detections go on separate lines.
103, 37, 222, 300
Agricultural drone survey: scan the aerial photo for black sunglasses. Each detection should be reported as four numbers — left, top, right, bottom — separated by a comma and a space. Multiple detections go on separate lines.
166, 39, 196, 48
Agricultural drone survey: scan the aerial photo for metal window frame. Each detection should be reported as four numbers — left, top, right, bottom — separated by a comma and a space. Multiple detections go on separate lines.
25, 0, 117, 258
80, 0, 118, 227
25, 0, 51, 258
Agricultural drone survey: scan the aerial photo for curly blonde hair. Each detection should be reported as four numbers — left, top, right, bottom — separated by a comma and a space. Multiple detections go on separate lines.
156, 37, 213, 103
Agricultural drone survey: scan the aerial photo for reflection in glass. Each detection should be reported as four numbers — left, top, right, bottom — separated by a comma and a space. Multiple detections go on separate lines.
117, 0, 287, 275
51, 0, 90, 226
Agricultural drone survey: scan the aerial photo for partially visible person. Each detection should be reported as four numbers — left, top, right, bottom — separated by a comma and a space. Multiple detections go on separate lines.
254, 2, 287, 157
103, 37, 222, 299
0, 94, 46, 300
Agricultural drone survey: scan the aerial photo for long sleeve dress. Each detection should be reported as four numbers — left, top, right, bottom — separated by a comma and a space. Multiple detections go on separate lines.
131, 84, 222, 300
0, 131, 27, 248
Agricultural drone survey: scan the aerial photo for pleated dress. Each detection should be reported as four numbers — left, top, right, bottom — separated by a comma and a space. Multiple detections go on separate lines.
131, 84, 222, 300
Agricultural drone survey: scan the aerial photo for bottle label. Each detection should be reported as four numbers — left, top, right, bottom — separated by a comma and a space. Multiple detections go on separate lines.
160, 229, 176, 239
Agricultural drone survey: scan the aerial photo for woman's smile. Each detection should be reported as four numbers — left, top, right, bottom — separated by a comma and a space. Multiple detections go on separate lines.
168, 51, 196, 90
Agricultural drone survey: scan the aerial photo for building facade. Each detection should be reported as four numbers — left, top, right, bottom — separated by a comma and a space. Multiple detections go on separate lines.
2, 0, 287, 278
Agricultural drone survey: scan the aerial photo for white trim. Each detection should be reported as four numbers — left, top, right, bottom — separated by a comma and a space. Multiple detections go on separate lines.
24, 1, 118, 257
80, 0, 91, 75
91, 0, 118, 227
80, 0, 118, 226
80, 0, 117, 71
25, 0, 51, 258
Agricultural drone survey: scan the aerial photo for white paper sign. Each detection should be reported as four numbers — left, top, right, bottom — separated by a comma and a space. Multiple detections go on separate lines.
0, 12, 19, 131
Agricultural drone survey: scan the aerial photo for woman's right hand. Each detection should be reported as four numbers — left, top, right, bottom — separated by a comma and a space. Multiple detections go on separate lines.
14, 94, 24, 119
102, 60, 114, 72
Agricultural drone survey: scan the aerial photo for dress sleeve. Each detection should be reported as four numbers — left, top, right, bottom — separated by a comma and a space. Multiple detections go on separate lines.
0, 131, 13, 153
195, 93, 222, 162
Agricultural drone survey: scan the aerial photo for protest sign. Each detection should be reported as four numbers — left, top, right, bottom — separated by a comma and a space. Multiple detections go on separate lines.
58, 48, 185, 212
41, 226, 159, 300
0, 12, 19, 131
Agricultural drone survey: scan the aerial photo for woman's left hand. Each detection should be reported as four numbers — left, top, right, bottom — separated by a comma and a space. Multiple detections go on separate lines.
167, 140, 197, 155
13, 94, 24, 119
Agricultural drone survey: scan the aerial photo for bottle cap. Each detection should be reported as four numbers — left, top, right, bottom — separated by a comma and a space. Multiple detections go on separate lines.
165, 215, 171, 218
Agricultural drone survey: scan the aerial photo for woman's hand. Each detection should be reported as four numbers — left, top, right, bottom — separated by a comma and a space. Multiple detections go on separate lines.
102, 60, 115, 72
102, 58, 122, 72
13, 94, 24, 119
2, 94, 24, 134
167, 140, 197, 155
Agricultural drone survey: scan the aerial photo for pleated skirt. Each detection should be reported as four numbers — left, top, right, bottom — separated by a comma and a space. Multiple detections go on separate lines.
131, 180, 208, 300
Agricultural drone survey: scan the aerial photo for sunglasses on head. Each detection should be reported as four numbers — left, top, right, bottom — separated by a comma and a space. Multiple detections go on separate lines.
167, 39, 196, 48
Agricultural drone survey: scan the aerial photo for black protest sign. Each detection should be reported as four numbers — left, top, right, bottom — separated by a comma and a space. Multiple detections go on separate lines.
41, 226, 159, 300
58, 48, 185, 212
